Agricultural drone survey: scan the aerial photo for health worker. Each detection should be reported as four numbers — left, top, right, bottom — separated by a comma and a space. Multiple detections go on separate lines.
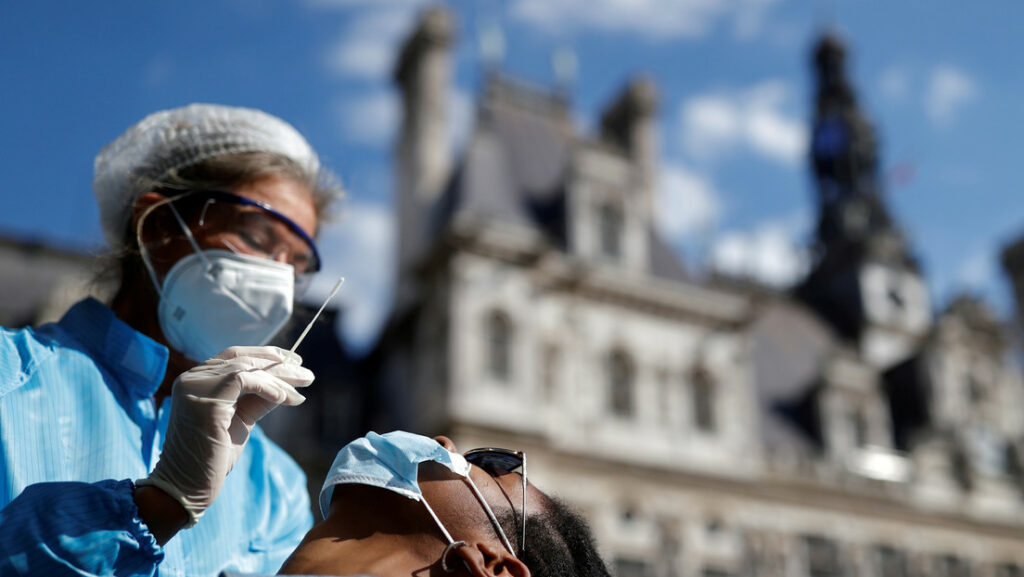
0, 104, 341, 576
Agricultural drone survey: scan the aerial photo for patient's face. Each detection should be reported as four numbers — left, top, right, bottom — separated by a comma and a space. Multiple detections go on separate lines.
418, 436, 544, 550
282, 435, 546, 576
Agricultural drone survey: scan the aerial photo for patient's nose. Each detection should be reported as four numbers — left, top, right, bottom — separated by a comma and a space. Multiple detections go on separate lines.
434, 435, 458, 453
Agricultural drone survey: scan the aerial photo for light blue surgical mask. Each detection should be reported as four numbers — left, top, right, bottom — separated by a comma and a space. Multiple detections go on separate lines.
320, 431, 517, 557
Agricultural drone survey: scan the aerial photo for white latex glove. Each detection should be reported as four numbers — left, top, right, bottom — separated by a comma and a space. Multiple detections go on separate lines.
137, 345, 314, 526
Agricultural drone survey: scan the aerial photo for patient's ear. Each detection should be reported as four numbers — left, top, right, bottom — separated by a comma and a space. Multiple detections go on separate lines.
451, 541, 529, 577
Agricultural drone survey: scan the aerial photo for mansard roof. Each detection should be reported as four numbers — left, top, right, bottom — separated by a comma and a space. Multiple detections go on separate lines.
750, 297, 839, 455
431, 74, 687, 281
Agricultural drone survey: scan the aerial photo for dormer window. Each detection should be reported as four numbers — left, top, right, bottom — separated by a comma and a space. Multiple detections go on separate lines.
486, 311, 513, 382
598, 201, 624, 260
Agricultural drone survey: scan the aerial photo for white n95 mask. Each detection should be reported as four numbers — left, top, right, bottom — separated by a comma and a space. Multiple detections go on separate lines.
137, 195, 296, 362
157, 249, 294, 362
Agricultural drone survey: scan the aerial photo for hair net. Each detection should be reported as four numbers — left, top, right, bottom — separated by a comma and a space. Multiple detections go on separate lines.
93, 103, 320, 248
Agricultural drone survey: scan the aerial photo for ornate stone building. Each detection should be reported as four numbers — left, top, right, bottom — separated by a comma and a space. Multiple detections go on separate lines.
372, 8, 1024, 577
4, 8, 1024, 576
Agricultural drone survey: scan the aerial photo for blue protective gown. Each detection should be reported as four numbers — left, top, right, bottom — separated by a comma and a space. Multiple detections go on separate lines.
0, 298, 313, 577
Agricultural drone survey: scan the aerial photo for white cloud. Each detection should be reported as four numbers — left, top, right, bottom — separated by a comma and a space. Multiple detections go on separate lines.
323, 7, 422, 80
511, 0, 781, 41
335, 89, 400, 147
657, 163, 722, 242
956, 249, 995, 290
745, 82, 805, 164
681, 97, 740, 161
731, 0, 777, 40
879, 65, 909, 102
304, 201, 395, 351
710, 218, 809, 288
680, 80, 806, 167
925, 65, 978, 125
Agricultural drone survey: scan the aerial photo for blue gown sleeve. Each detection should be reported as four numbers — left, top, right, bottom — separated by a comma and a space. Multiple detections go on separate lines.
260, 472, 314, 572
0, 479, 164, 577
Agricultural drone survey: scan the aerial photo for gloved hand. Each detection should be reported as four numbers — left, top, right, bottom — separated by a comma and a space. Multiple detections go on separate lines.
137, 345, 314, 526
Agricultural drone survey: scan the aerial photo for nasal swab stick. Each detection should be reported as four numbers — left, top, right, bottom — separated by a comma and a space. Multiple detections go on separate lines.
289, 277, 345, 354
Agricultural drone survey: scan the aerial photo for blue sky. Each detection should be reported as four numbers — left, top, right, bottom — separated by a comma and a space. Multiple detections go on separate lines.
2, 1, 1022, 350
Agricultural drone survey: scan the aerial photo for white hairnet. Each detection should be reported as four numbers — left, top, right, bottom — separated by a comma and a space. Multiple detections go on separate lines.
93, 103, 320, 248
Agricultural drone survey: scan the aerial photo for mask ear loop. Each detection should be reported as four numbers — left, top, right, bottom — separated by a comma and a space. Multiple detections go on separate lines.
420, 498, 470, 574
419, 498, 458, 545
441, 541, 468, 573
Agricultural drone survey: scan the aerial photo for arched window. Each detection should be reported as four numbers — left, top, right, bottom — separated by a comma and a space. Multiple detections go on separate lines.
598, 201, 624, 259
804, 535, 841, 577
608, 350, 634, 417
486, 311, 513, 382
692, 366, 715, 432
874, 545, 908, 577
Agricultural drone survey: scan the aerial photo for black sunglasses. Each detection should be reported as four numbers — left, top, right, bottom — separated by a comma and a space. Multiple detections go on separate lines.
464, 448, 527, 556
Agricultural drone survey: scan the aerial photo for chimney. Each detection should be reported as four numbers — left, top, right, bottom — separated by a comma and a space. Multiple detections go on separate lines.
599, 76, 659, 214
393, 7, 454, 301
395, 7, 453, 203
1001, 235, 1024, 332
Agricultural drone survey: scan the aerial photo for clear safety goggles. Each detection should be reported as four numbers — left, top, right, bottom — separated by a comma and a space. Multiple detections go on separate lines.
159, 190, 322, 293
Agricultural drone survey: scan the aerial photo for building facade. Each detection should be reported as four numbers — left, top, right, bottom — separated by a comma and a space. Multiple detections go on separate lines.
374, 8, 1024, 577
3, 8, 1024, 577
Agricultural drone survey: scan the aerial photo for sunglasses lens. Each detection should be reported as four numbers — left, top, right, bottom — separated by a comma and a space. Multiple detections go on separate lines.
465, 451, 522, 475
